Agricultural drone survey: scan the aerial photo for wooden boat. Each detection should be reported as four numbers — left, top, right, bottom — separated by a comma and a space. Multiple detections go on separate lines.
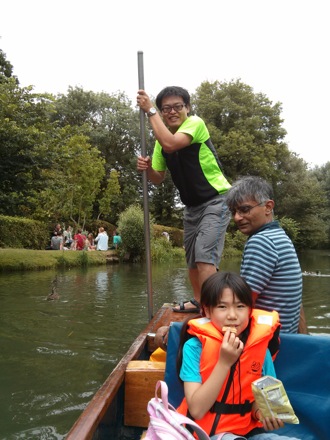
66, 304, 330, 440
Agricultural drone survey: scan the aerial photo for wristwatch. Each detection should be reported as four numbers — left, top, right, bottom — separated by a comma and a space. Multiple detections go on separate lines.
147, 107, 157, 117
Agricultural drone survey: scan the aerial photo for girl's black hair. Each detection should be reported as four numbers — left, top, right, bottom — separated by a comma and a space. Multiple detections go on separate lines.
176, 272, 253, 382
201, 271, 253, 310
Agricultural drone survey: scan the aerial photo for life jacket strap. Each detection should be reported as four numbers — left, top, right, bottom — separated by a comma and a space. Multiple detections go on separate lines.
210, 399, 252, 416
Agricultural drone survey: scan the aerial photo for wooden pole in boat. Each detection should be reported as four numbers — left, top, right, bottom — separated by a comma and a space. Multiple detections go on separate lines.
137, 51, 153, 321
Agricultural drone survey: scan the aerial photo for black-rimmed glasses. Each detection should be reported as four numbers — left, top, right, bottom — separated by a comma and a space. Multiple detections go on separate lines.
230, 201, 266, 216
161, 104, 186, 114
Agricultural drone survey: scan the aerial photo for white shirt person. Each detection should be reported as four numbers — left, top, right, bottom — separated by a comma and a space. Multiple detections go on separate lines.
94, 227, 109, 251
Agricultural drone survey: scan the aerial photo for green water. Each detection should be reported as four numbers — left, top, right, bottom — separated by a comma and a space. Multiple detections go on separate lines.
0, 251, 329, 439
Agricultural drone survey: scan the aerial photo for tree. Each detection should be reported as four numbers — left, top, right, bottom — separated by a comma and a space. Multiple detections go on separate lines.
53, 87, 143, 221
0, 48, 17, 83
274, 155, 328, 248
193, 79, 289, 183
193, 79, 329, 248
151, 173, 178, 225
0, 77, 56, 216
97, 169, 121, 220
33, 132, 105, 228
311, 162, 330, 247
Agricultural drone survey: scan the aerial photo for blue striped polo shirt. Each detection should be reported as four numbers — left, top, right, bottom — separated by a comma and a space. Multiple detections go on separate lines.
240, 221, 302, 333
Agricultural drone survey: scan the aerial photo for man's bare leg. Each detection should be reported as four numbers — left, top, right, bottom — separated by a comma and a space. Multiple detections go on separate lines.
173, 263, 216, 311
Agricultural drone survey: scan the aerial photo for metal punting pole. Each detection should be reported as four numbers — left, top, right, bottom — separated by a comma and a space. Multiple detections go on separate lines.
137, 51, 153, 321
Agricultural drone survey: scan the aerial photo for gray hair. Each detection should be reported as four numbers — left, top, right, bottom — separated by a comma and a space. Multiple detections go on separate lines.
225, 176, 274, 210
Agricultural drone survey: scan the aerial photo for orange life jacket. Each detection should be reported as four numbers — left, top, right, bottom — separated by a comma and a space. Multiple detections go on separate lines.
177, 309, 280, 436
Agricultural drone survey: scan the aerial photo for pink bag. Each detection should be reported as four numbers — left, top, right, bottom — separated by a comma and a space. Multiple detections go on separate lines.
145, 380, 210, 440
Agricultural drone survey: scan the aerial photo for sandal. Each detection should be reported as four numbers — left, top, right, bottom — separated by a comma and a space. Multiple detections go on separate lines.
172, 298, 200, 313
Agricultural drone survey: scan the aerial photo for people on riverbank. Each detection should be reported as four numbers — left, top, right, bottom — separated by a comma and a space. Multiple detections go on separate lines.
111, 232, 122, 250
94, 227, 109, 251
63, 225, 73, 249
53, 223, 62, 237
161, 231, 170, 241
85, 233, 96, 251
73, 228, 86, 251
136, 85, 231, 313
50, 231, 63, 250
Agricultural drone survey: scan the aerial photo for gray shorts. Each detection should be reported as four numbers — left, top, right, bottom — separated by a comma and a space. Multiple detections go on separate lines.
183, 195, 231, 269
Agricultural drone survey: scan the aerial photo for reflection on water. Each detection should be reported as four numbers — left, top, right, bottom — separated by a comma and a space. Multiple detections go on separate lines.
0, 251, 329, 439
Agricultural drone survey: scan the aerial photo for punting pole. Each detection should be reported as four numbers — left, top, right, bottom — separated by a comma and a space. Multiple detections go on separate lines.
137, 51, 153, 321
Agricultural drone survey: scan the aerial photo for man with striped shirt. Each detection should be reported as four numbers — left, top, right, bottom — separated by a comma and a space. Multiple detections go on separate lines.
225, 176, 307, 333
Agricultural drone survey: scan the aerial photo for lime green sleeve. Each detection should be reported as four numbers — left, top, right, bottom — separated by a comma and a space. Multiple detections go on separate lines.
151, 141, 166, 171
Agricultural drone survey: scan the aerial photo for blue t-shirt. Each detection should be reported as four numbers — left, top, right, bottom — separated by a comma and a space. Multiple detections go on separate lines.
180, 336, 276, 383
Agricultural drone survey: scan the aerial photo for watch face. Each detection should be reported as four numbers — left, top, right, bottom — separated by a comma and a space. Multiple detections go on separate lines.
148, 107, 156, 116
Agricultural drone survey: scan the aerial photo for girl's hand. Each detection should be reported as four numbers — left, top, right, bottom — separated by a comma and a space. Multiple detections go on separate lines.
219, 329, 244, 366
261, 415, 284, 431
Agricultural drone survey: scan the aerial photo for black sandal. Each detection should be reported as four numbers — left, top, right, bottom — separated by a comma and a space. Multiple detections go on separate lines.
172, 298, 200, 313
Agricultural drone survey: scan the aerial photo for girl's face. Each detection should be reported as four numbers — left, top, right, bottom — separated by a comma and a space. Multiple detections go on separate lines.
204, 287, 251, 336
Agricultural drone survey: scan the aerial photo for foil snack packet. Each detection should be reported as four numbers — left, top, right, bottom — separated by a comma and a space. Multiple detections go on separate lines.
251, 376, 299, 424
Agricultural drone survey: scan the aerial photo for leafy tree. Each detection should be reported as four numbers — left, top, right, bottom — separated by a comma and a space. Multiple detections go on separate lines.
274, 155, 328, 248
278, 216, 300, 243
33, 132, 105, 228
0, 77, 56, 216
1, 49, 328, 247
151, 173, 178, 225
311, 162, 330, 246
97, 169, 121, 220
0, 48, 17, 83
192, 79, 289, 183
53, 87, 143, 221
193, 79, 328, 248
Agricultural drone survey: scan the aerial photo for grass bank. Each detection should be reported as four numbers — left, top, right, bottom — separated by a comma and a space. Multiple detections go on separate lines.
0, 248, 114, 272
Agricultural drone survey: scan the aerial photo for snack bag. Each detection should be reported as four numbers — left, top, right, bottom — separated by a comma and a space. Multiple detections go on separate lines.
251, 376, 299, 424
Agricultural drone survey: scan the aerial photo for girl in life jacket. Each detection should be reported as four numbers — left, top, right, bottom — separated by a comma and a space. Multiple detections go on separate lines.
176, 272, 300, 440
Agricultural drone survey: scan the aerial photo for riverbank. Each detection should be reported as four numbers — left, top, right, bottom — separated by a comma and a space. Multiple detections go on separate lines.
0, 248, 119, 272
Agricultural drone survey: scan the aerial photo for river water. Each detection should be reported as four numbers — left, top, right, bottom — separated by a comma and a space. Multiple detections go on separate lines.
0, 250, 329, 439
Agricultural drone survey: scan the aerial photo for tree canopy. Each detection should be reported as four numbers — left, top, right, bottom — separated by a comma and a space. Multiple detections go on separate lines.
1, 48, 329, 248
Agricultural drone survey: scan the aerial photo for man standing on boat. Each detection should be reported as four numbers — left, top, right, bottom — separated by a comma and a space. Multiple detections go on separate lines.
137, 86, 231, 313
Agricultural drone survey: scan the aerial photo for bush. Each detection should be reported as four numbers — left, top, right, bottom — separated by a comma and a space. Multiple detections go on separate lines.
0, 215, 49, 249
118, 205, 154, 261
153, 224, 184, 247
278, 216, 300, 243
151, 237, 185, 262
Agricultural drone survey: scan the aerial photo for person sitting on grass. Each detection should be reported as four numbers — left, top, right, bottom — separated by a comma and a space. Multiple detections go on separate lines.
94, 227, 109, 251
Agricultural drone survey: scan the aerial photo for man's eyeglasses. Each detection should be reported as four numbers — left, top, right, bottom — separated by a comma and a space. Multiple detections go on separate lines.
161, 104, 186, 114
230, 201, 266, 216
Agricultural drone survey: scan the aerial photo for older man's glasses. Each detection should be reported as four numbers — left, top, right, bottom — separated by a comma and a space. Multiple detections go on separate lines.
161, 104, 186, 114
230, 201, 266, 216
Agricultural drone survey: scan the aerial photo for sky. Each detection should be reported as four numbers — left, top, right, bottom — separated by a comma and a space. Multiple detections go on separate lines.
1, 0, 329, 167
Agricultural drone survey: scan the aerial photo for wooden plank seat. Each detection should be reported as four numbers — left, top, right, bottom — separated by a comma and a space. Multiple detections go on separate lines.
124, 360, 165, 428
